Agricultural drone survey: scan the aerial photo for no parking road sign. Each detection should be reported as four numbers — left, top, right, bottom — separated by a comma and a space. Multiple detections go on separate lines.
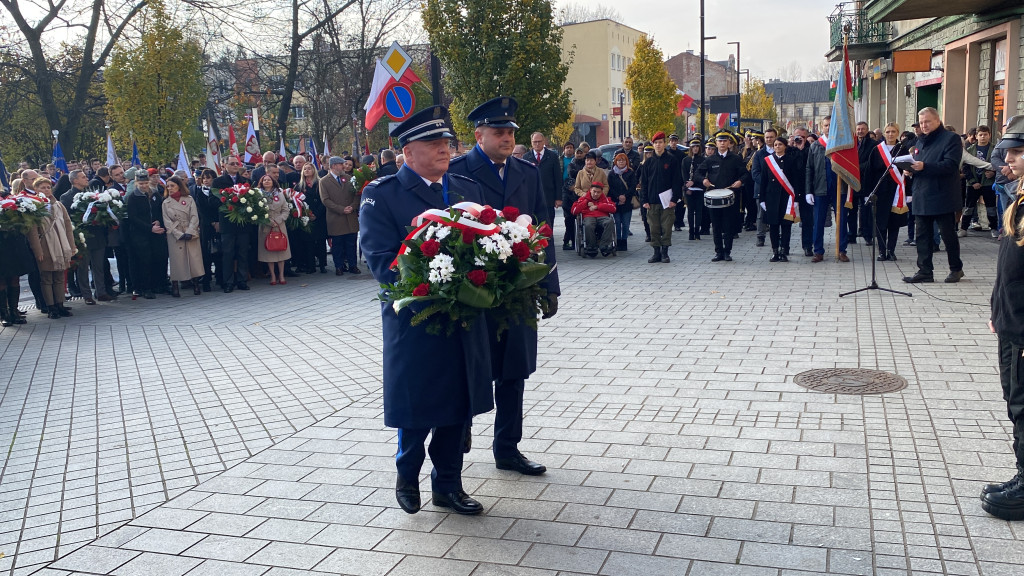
384, 83, 416, 122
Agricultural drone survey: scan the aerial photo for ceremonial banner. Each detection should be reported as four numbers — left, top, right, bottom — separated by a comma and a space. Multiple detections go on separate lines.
825, 39, 861, 195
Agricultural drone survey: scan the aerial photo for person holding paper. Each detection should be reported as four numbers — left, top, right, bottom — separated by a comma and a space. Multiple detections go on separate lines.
639, 132, 682, 263
868, 123, 910, 261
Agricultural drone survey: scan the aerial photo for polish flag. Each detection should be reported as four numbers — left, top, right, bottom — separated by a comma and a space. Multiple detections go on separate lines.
675, 90, 695, 116
717, 113, 729, 128
364, 59, 421, 128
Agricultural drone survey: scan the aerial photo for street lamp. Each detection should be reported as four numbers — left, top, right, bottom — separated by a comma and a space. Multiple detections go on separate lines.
699, 0, 716, 138
728, 41, 741, 121
619, 91, 625, 143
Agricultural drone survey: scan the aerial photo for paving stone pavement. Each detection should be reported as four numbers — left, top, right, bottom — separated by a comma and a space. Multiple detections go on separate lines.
1, 216, 1021, 576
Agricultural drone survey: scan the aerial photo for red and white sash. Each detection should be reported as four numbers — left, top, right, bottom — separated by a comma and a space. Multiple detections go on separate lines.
765, 154, 799, 222
876, 142, 908, 214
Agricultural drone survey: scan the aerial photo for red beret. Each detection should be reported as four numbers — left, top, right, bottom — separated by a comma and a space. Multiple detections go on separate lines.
590, 181, 604, 189
146, 168, 158, 175
651, 131, 666, 142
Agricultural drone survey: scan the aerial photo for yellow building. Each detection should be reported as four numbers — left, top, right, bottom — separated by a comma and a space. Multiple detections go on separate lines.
561, 19, 647, 146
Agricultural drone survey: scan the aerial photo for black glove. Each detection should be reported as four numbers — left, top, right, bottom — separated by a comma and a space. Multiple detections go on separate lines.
542, 294, 558, 319
180, 233, 192, 241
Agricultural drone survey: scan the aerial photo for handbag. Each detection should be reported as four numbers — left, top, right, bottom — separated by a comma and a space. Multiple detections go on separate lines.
264, 228, 288, 252
618, 172, 641, 209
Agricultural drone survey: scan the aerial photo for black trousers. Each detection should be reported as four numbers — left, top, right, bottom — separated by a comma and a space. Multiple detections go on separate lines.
999, 336, 1024, 469
857, 197, 874, 241
742, 186, 757, 227
710, 204, 735, 254
873, 200, 905, 255
674, 200, 687, 229
769, 221, 792, 253
128, 234, 162, 294
561, 194, 576, 245
686, 191, 704, 235
493, 378, 525, 459
395, 425, 464, 493
199, 223, 219, 286
914, 213, 962, 277
311, 225, 328, 269
221, 229, 251, 287
961, 185, 998, 230
846, 197, 860, 240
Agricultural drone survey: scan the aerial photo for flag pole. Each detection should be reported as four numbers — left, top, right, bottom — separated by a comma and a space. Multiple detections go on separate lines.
835, 26, 849, 261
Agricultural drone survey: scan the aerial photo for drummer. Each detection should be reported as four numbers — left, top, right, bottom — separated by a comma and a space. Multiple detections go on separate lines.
697, 130, 747, 262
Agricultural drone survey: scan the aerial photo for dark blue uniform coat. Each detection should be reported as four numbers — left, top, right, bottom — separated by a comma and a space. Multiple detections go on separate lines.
448, 146, 560, 380
359, 165, 494, 429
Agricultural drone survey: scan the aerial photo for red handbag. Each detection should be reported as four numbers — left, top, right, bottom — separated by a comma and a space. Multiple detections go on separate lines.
265, 229, 288, 252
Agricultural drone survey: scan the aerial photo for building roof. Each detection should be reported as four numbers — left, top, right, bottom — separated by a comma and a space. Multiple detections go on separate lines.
560, 18, 646, 35
764, 80, 831, 104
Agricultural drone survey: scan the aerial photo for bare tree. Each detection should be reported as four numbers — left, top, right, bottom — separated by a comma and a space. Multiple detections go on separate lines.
774, 61, 803, 82
809, 61, 840, 83
558, 1, 621, 25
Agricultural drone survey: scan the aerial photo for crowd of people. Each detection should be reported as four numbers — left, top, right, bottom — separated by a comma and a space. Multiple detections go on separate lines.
0, 148, 404, 326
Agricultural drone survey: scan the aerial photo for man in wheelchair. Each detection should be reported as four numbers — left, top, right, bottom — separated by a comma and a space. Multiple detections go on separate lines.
571, 181, 617, 257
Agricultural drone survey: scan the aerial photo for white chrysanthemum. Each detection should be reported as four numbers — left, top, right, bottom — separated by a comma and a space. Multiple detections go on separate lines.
260, 200, 267, 207
71, 202, 79, 210
427, 253, 455, 284
423, 225, 437, 240
17, 206, 26, 213
239, 197, 247, 204
251, 215, 258, 221
111, 199, 123, 207
500, 220, 530, 243
98, 192, 111, 203
477, 235, 513, 261
301, 216, 309, 225
246, 206, 253, 213
434, 225, 451, 240
473, 256, 487, 267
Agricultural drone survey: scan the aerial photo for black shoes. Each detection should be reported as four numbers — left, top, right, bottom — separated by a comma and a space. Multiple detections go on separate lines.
770, 252, 780, 262
396, 476, 420, 514
756, 238, 765, 247
723, 253, 732, 262
877, 253, 889, 261
803, 248, 813, 257
237, 283, 250, 291
982, 471, 1022, 496
562, 242, 574, 251
47, 307, 61, 320
348, 267, 362, 274
223, 286, 234, 293
982, 473, 1024, 521
778, 253, 789, 262
432, 490, 483, 515
945, 270, 965, 283
712, 252, 724, 262
648, 247, 662, 263
660, 248, 670, 263
903, 273, 934, 283
495, 451, 547, 475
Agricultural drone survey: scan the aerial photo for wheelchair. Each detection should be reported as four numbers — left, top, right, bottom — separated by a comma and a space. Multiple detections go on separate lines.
575, 213, 617, 258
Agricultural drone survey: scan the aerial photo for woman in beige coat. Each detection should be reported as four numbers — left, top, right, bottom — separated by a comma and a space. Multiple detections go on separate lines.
255, 174, 292, 284
161, 176, 204, 297
574, 151, 609, 197
26, 177, 77, 319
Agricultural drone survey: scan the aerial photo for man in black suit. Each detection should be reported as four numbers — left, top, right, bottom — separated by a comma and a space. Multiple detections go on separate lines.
524, 132, 562, 222
449, 97, 559, 477
212, 157, 251, 292
855, 121, 877, 245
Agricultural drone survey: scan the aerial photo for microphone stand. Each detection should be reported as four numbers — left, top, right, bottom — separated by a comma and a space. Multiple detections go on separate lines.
839, 143, 913, 299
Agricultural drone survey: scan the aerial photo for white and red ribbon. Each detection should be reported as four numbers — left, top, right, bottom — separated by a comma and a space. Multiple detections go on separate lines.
765, 154, 799, 223
287, 188, 305, 217
391, 203, 506, 269
877, 142, 908, 215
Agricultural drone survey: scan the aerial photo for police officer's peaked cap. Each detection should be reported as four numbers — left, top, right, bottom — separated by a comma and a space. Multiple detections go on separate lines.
687, 138, 702, 147
390, 105, 455, 148
467, 96, 520, 129
715, 130, 738, 145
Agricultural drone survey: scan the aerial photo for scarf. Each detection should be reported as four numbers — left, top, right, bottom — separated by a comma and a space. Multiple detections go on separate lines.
612, 165, 628, 175
170, 191, 182, 201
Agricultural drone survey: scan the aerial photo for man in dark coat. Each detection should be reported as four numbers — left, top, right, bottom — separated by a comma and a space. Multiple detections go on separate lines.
524, 131, 562, 223
377, 149, 399, 177
124, 174, 165, 299
359, 105, 493, 516
212, 157, 251, 292
854, 122, 877, 244
449, 96, 559, 477
903, 107, 965, 284
613, 136, 642, 171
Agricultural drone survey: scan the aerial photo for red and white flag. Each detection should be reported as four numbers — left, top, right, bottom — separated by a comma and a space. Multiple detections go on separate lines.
244, 120, 260, 164
228, 125, 239, 159
206, 116, 221, 175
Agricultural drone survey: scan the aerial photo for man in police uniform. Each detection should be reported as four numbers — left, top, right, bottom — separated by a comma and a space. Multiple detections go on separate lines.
359, 106, 494, 515
449, 96, 559, 477
698, 130, 746, 261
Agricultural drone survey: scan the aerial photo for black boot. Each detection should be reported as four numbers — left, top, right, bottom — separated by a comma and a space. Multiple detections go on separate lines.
982, 469, 1023, 496
47, 306, 61, 320
660, 246, 670, 263
171, 281, 181, 298
770, 249, 781, 263
6, 289, 24, 324
57, 303, 73, 317
0, 295, 11, 327
647, 246, 662, 263
982, 466, 1024, 521
193, 278, 202, 296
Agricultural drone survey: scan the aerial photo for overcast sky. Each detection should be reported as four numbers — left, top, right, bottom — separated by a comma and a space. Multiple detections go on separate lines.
553, 0, 834, 82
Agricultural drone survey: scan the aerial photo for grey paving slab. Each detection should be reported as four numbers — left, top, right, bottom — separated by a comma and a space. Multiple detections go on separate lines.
0, 223, 1018, 575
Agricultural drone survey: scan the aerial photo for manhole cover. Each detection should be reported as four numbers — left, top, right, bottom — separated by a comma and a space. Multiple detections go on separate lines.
793, 368, 908, 395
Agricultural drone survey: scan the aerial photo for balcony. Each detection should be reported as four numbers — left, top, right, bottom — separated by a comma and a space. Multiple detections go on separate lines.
864, 0, 1014, 22
825, 3, 893, 62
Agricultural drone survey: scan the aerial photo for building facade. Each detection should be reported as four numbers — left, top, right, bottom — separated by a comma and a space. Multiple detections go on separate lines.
664, 51, 738, 99
827, 1, 1024, 136
764, 80, 833, 134
560, 19, 646, 146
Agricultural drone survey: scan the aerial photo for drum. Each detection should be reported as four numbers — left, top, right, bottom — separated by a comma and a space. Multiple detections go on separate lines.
704, 189, 734, 208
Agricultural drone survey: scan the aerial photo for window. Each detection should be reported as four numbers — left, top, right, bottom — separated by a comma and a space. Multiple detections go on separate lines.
292, 106, 306, 119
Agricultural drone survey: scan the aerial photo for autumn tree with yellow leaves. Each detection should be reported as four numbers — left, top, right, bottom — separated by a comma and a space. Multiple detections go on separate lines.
625, 37, 679, 141
104, 1, 206, 164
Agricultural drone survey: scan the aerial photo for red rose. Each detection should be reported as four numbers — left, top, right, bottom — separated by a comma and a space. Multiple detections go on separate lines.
412, 283, 430, 297
220, 196, 227, 203
501, 206, 520, 220
462, 228, 476, 244
512, 241, 530, 262
467, 269, 487, 286
538, 223, 553, 239
227, 205, 234, 211
478, 207, 497, 225
420, 239, 441, 257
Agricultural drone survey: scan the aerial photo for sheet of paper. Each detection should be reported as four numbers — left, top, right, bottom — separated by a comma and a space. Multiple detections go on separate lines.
658, 189, 673, 209
893, 154, 914, 164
